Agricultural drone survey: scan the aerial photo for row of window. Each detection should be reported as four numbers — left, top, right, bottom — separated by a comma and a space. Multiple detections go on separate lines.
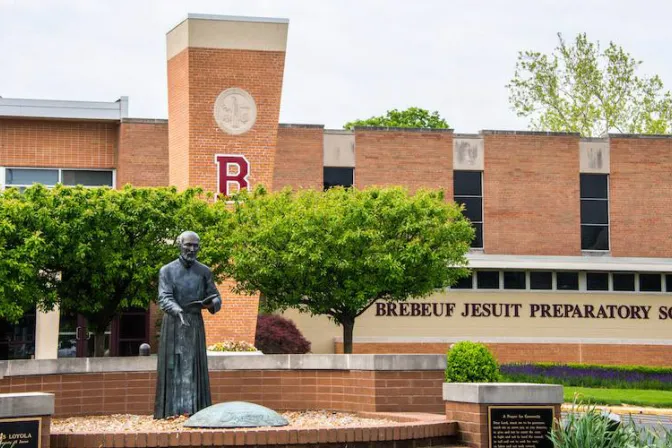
325, 168, 611, 253
454, 172, 610, 251
2, 168, 115, 190
451, 270, 672, 293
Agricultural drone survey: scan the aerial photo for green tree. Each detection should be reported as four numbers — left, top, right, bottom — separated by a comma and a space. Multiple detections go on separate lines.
23, 184, 218, 357
343, 107, 450, 130
507, 32, 672, 137
209, 186, 473, 354
0, 188, 57, 323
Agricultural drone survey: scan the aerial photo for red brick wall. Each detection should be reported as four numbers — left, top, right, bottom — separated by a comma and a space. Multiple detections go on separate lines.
1, 370, 444, 417
0, 118, 117, 168
273, 125, 324, 191
186, 48, 284, 194
610, 136, 672, 257
117, 119, 169, 187
354, 129, 453, 194
482, 132, 581, 255
167, 45, 286, 345
336, 342, 672, 366
167, 49, 190, 191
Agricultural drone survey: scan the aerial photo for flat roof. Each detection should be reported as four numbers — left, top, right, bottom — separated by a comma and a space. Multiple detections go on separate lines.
0, 96, 128, 121
467, 253, 672, 273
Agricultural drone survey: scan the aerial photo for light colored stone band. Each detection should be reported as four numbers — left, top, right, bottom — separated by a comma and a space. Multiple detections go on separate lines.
443, 383, 564, 404
0, 392, 55, 417
167, 15, 289, 60
333, 336, 672, 346
0, 354, 446, 377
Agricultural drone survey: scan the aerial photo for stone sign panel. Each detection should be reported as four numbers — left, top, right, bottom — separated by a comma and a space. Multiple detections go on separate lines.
0, 417, 42, 447
488, 406, 554, 448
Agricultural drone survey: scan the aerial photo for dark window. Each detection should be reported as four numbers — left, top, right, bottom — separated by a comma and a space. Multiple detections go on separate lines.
530, 272, 553, 290
454, 171, 483, 249
667, 275, 672, 293
613, 273, 635, 291
117, 310, 148, 356
580, 174, 608, 198
477, 271, 499, 289
452, 273, 473, 289
6, 168, 58, 186
587, 272, 609, 291
557, 272, 579, 290
455, 196, 482, 222
504, 271, 526, 290
62, 170, 113, 187
581, 226, 609, 251
471, 223, 483, 249
453, 171, 482, 196
580, 174, 609, 251
0, 313, 36, 360
639, 274, 662, 292
323, 167, 353, 190
581, 201, 609, 225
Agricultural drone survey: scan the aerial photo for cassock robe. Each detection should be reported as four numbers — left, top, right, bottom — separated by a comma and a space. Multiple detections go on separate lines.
153, 256, 222, 419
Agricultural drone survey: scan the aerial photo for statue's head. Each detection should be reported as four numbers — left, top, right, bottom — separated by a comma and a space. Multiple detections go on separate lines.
177, 231, 200, 265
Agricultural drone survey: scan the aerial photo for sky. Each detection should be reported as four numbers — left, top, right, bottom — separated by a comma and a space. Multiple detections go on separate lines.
1, 0, 672, 133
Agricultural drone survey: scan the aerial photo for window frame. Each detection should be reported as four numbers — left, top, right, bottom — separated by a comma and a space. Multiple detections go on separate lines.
1, 167, 116, 190
453, 170, 484, 249
323, 166, 354, 190
580, 173, 610, 252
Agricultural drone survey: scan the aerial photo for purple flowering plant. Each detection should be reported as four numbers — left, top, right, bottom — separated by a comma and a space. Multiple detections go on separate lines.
500, 363, 672, 391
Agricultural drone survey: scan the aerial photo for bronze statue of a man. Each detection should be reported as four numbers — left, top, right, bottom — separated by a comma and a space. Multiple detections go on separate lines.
154, 231, 222, 419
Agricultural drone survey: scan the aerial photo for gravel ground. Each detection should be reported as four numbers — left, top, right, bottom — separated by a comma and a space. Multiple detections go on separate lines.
52, 411, 398, 433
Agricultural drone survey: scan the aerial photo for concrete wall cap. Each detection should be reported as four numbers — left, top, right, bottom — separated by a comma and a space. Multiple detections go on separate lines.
0, 354, 446, 376
443, 382, 564, 404
480, 130, 581, 137
0, 392, 54, 418
353, 126, 454, 133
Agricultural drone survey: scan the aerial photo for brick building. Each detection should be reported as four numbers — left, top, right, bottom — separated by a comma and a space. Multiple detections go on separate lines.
0, 14, 670, 365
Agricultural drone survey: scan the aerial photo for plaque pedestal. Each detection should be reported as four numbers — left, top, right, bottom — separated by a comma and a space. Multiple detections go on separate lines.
0, 392, 55, 448
443, 383, 563, 448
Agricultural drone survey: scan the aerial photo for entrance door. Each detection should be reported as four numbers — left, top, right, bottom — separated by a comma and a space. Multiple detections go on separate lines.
58, 309, 148, 358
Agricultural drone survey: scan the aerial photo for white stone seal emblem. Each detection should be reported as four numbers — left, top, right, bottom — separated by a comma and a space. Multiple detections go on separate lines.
213, 88, 257, 135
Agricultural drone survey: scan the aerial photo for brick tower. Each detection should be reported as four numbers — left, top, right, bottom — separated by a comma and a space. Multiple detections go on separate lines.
166, 14, 288, 343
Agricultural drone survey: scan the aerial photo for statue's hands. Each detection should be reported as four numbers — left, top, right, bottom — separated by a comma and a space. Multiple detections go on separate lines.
178, 312, 190, 327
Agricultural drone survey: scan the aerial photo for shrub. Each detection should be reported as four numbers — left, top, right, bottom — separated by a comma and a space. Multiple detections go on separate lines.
207, 340, 258, 352
444, 341, 500, 383
550, 400, 672, 447
255, 314, 311, 354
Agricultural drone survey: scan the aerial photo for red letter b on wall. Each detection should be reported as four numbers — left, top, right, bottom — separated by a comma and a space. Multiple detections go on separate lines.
215, 154, 250, 197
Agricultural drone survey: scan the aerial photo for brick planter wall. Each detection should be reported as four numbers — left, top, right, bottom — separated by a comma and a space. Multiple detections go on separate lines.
0, 355, 446, 417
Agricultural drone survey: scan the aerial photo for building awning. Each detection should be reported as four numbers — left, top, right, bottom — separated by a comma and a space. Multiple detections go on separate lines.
0, 97, 128, 121
466, 253, 672, 273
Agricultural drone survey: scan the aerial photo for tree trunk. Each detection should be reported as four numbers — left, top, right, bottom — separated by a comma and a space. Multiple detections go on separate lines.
341, 317, 355, 354
94, 330, 106, 357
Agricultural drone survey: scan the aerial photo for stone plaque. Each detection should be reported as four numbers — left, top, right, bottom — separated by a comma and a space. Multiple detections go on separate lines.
213, 88, 257, 135
0, 417, 42, 447
453, 137, 484, 170
488, 406, 554, 448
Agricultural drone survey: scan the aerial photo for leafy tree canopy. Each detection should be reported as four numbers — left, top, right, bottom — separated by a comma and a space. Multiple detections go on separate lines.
343, 107, 450, 130
0, 188, 57, 322
507, 32, 672, 137
207, 186, 473, 353
22, 184, 219, 356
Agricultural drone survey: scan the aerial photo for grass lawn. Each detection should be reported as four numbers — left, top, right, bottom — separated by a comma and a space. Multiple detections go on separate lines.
565, 387, 672, 408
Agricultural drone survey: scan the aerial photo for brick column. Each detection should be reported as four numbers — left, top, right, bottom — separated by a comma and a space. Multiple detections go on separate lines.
443, 383, 563, 448
166, 14, 288, 344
